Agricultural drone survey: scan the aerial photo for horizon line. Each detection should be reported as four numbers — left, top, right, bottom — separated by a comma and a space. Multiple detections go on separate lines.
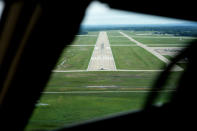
81, 23, 197, 26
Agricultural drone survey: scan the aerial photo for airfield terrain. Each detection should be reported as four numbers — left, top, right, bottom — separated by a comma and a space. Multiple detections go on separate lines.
26, 30, 195, 131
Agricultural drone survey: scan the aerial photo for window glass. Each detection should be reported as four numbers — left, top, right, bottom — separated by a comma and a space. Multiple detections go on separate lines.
0, 1, 4, 19
26, 1, 197, 131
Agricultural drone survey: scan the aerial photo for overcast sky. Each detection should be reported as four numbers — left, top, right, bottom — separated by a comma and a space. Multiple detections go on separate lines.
81, 1, 194, 25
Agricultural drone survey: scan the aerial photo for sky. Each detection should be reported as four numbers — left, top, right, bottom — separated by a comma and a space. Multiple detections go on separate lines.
0, 1, 195, 26
0, 1, 4, 18
81, 1, 194, 26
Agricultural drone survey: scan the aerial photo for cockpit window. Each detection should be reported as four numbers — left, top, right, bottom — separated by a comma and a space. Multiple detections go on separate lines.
25, 1, 197, 131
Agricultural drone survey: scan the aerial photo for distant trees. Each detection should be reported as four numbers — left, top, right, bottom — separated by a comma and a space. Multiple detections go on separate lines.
80, 25, 197, 37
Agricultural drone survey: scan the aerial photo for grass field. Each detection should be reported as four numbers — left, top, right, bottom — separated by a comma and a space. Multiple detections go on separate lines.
25, 30, 190, 131
55, 46, 93, 70
26, 71, 180, 131
46, 71, 180, 91
27, 92, 173, 131
108, 36, 136, 45
132, 37, 194, 46
26, 92, 149, 130
112, 46, 165, 69
72, 36, 97, 45
46, 72, 158, 91
107, 30, 123, 36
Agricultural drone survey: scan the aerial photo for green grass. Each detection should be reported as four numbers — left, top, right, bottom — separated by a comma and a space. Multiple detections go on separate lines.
55, 46, 93, 70
122, 31, 196, 47
26, 92, 148, 131
46, 71, 181, 92
146, 44, 188, 47
46, 72, 159, 91
133, 37, 194, 46
107, 30, 122, 36
26, 71, 181, 131
123, 30, 153, 36
112, 46, 165, 69
108, 36, 136, 45
72, 36, 97, 45
132, 37, 194, 45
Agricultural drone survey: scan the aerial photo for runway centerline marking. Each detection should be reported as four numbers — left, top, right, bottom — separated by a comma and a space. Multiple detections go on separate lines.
87, 31, 117, 71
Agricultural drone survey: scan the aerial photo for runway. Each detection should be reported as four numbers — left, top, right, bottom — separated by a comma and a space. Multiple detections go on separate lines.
87, 32, 117, 71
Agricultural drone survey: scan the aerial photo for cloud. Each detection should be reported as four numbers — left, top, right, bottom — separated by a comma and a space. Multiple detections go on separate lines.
81, 1, 192, 25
